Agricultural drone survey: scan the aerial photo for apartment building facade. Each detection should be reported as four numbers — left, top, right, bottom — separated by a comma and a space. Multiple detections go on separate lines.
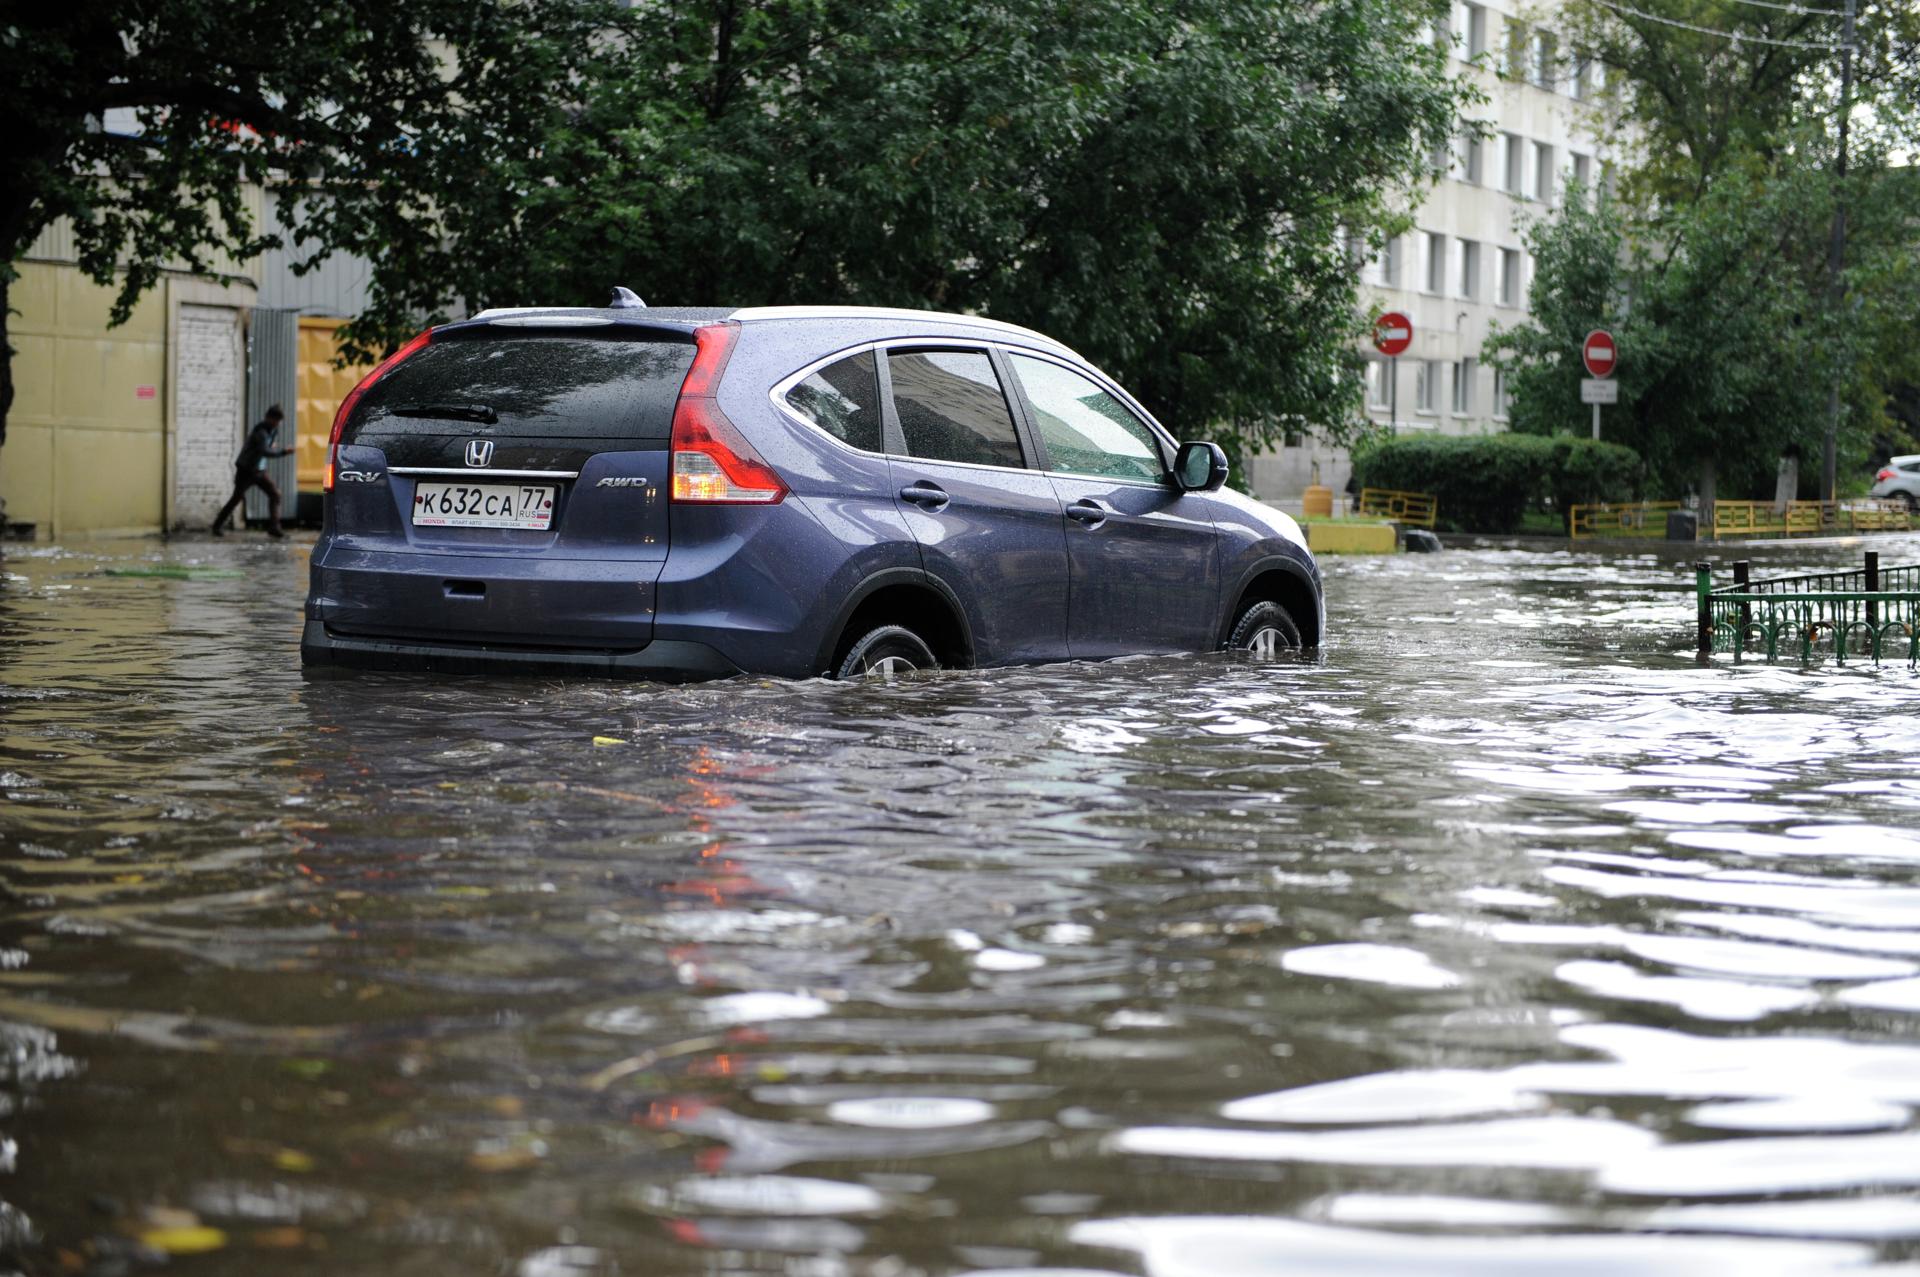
1249, 0, 1620, 504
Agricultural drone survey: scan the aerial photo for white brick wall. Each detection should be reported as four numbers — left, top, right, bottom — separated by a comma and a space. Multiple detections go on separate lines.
173, 304, 243, 526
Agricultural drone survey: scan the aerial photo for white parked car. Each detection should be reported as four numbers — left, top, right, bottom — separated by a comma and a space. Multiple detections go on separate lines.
1869, 455, 1920, 511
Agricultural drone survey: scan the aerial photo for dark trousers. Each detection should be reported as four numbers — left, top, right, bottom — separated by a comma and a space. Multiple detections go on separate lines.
213, 467, 283, 533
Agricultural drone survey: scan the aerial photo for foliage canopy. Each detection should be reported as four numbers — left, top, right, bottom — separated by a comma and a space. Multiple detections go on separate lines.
1, 0, 1470, 471
1486, 1, 1920, 497
378, 0, 1468, 463
0, 0, 609, 447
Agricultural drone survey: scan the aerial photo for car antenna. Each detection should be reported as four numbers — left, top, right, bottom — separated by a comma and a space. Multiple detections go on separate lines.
608, 286, 647, 309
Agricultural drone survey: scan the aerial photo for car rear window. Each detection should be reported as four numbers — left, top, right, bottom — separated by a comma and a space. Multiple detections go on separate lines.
786, 351, 884, 453
346, 335, 694, 443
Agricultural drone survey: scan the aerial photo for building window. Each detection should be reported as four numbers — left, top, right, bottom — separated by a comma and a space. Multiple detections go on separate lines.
1460, 134, 1484, 184
1465, 3, 1487, 58
1501, 19, 1527, 77
1416, 360, 1440, 414
1425, 231, 1447, 294
1503, 134, 1525, 194
1571, 57, 1591, 100
1378, 235, 1402, 287
1533, 142, 1556, 203
1367, 359, 1390, 410
1458, 239, 1480, 299
1571, 152, 1592, 204
1452, 359, 1475, 415
1532, 30, 1557, 89
1499, 248, 1522, 306
1493, 368, 1511, 419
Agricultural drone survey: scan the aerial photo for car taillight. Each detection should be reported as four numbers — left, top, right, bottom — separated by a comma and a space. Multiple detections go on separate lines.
1877, 468, 1897, 482
324, 328, 433, 491
670, 324, 787, 504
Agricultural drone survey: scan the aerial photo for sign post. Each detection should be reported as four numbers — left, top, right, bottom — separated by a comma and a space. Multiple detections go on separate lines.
1582, 329, 1618, 440
1374, 312, 1413, 437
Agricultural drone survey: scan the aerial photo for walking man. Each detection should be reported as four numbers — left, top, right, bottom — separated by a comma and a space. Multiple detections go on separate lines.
212, 404, 292, 538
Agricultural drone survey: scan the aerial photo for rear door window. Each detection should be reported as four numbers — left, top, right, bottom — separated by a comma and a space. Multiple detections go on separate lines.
1009, 354, 1165, 483
785, 351, 883, 453
886, 349, 1024, 469
347, 335, 694, 444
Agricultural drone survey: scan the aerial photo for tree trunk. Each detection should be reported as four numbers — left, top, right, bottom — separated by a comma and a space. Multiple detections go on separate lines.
1, 271, 12, 521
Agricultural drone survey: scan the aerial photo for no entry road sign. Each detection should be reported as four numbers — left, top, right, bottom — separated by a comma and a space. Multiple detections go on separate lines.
1583, 329, 1618, 378
1374, 312, 1413, 357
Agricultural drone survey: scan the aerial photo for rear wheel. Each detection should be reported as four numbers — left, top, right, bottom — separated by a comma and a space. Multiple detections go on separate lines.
1227, 601, 1301, 658
836, 625, 938, 680
1896, 491, 1917, 513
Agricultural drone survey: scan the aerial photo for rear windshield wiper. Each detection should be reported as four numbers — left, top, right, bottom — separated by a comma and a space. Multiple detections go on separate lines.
390, 401, 499, 424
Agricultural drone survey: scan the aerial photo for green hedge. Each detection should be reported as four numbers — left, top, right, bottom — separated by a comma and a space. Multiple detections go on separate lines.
1351, 434, 1642, 534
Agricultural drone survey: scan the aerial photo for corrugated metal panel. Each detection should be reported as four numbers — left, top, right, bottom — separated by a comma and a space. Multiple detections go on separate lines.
24, 219, 79, 265
258, 192, 375, 316
244, 308, 299, 524
23, 185, 264, 282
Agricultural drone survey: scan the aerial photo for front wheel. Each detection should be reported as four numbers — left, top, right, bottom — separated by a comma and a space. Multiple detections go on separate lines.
836, 625, 938, 680
1227, 602, 1301, 658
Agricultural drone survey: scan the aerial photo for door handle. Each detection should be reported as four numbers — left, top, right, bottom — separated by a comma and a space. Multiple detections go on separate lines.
898, 483, 950, 511
1065, 499, 1108, 526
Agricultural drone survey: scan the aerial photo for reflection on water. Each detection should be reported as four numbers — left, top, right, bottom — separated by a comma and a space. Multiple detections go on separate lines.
3, 535, 1920, 1274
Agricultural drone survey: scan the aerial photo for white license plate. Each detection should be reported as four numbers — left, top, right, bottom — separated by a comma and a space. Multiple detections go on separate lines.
412, 482, 555, 530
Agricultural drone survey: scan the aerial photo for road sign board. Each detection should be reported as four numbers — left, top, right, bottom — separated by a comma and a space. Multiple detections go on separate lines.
1581, 378, 1618, 405
1373, 312, 1413, 357
1583, 329, 1618, 378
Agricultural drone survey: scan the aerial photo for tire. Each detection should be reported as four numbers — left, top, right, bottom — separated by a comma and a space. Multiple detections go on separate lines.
1897, 491, 1917, 514
835, 625, 938, 680
1227, 601, 1301, 658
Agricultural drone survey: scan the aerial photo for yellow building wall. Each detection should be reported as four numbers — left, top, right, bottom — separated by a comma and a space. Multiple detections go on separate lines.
3, 261, 169, 538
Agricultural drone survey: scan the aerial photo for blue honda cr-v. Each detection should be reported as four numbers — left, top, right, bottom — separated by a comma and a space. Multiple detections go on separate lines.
301, 297, 1323, 680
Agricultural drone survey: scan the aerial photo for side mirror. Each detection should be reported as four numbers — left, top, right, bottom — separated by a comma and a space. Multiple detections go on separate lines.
1174, 441, 1230, 493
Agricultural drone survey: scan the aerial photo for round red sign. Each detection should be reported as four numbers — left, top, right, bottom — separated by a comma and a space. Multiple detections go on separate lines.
1582, 329, 1618, 378
1373, 312, 1413, 357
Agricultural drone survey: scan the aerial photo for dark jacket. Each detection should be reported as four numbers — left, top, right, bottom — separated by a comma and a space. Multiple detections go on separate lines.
235, 419, 291, 471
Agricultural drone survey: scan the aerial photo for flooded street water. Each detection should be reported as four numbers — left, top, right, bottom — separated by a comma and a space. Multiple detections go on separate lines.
4, 533, 1920, 1276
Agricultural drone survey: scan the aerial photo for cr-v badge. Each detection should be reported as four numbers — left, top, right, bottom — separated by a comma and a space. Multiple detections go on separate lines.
465, 439, 494, 467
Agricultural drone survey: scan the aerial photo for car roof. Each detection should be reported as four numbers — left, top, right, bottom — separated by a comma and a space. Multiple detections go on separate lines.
459, 303, 1070, 351
1891, 454, 1920, 466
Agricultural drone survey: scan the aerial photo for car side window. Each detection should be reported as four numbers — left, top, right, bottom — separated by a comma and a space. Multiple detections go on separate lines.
1009, 354, 1163, 484
785, 350, 883, 453
886, 349, 1024, 469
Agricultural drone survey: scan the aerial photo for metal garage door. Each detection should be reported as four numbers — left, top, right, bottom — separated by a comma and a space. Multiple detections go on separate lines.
245, 308, 299, 525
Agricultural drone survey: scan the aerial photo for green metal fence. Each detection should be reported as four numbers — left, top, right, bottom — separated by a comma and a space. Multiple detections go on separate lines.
1695, 552, 1920, 663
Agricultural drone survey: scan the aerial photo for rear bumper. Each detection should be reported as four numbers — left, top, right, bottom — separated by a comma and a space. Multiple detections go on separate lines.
300, 619, 741, 681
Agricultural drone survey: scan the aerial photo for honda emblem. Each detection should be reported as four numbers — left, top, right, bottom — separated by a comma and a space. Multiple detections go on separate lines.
464, 439, 494, 467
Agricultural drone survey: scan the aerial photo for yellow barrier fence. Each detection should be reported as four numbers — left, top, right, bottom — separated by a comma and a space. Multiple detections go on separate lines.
1357, 487, 1438, 528
1570, 499, 1915, 541
1712, 500, 1915, 540
1569, 501, 1684, 540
